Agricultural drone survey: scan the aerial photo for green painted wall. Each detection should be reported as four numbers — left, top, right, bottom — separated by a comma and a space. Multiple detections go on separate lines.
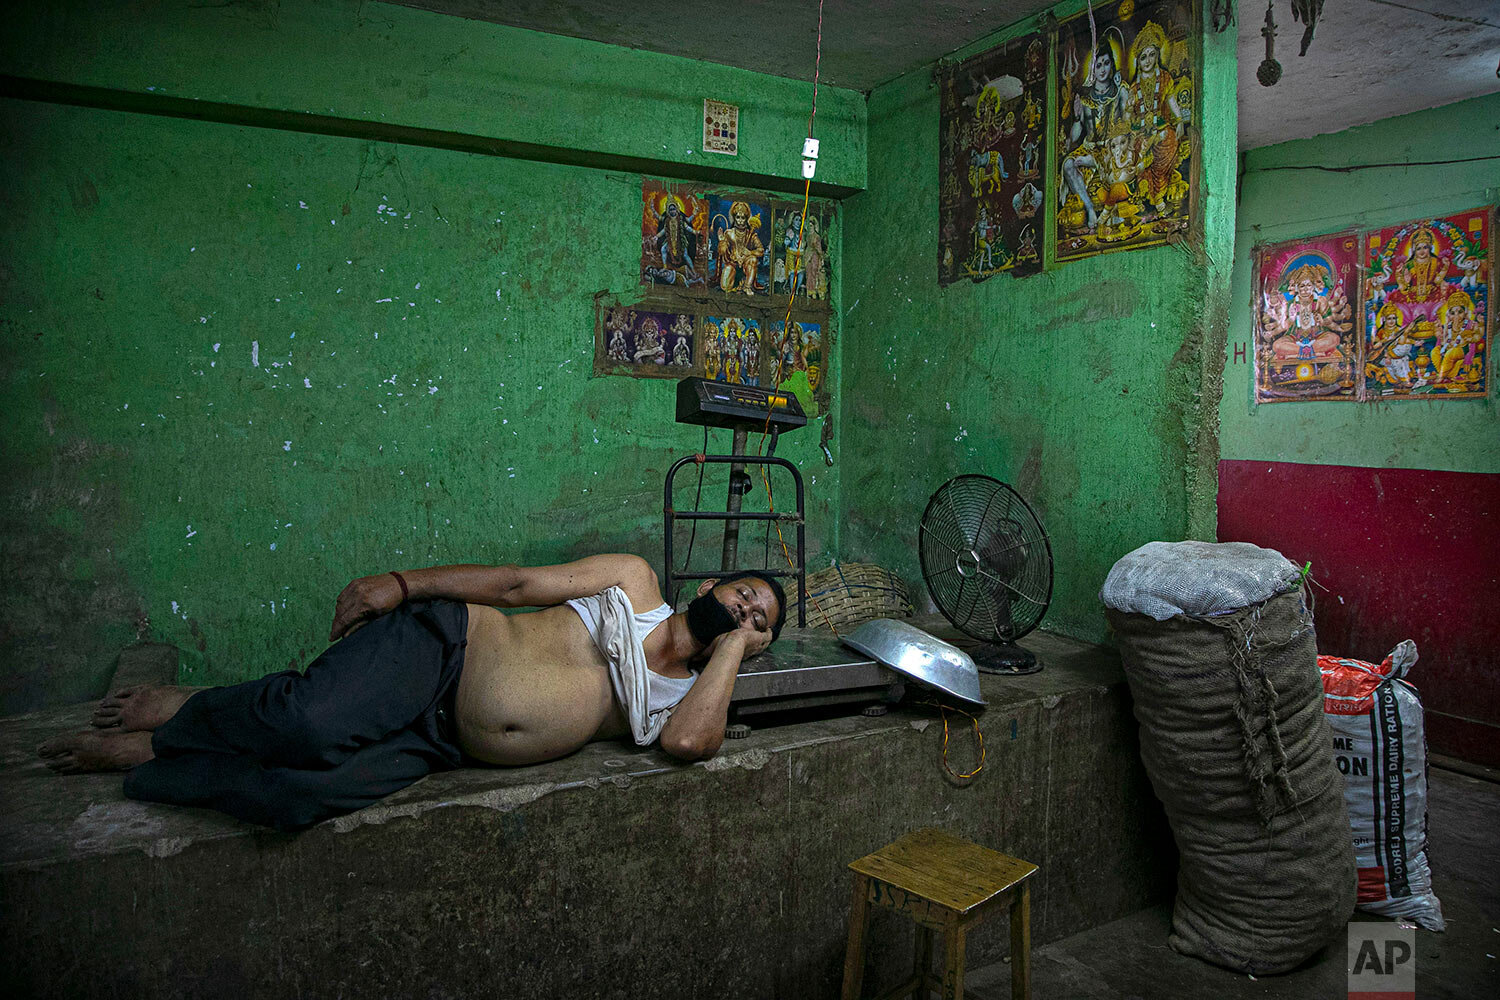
1, 0, 866, 192
1221, 93, 1500, 472
838, 5, 1238, 644
0, 6, 853, 713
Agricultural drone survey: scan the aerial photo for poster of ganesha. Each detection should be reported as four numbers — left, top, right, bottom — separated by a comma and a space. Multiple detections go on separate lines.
1252, 232, 1361, 403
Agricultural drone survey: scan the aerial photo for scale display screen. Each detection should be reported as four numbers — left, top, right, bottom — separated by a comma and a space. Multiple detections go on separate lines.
675, 377, 807, 431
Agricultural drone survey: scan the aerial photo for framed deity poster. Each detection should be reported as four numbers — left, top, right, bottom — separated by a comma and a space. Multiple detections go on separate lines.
594, 302, 698, 379
768, 318, 828, 417
701, 315, 766, 387
1364, 207, 1490, 400
1252, 232, 1362, 403
773, 202, 834, 301
707, 195, 772, 296
640, 181, 709, 289
938, 30, 1047, 284
1052, 1, 1197, 263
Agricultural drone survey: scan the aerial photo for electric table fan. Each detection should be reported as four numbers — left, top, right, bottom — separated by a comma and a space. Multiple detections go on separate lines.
919, 474, 1053, 674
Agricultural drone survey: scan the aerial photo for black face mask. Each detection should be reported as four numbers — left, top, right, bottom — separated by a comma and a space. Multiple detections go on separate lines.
686, 590, 738, 646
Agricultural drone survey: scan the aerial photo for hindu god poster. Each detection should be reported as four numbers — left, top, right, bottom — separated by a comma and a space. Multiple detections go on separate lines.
938, 30, 1046, 285
1052, 1, 1197, 263
594, 303, 697, 380
640, 181, 708, 289
773, 202, 834, 301
1364, 207, 1490, 400
770, 319, 828, 417
1252, 232, 1361, 403
702, 316, 765, 387
707, 195, 772, 296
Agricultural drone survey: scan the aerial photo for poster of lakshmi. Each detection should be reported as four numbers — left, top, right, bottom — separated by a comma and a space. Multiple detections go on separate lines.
1252, 232, 1361, 402
596, 304, 697, 379
773, 202, 834, 300
938, 30, 1046, 284
769, 319, 827, 417
1364, 207, 1490, 399
707, 195, 772, 296
640, 181, 708, 289
702, 316, 765, 387
1053, 1, 1196, 263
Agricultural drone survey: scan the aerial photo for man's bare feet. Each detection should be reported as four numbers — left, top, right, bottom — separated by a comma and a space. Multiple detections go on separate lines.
90, 684, 205, 731
37, 730, 154, 773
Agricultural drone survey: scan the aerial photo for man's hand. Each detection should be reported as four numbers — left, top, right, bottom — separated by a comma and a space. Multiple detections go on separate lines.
704, 623, 772, 663
659, 623, 771, 762
329, 574, 404, 641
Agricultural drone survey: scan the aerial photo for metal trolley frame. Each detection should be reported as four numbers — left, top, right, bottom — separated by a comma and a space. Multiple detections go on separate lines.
662, 452, 807, 628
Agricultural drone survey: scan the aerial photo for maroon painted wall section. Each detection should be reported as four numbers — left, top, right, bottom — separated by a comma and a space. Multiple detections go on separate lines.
1218, 460, 1500, 766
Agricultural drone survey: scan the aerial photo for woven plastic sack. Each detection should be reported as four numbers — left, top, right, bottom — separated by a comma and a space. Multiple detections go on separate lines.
1320, 641, 1445, 931
1106, 579, 1356, 975
1100, 540, 1302, 620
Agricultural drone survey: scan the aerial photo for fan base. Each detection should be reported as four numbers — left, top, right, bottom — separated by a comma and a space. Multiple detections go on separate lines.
972, 642, 1042, 676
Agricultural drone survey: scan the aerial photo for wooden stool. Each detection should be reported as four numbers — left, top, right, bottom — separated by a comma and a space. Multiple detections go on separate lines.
841, 828, 1038, 1000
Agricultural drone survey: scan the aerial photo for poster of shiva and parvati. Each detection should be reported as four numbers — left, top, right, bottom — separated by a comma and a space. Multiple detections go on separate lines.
1054, 2, 1196, 263
938, 31, 1047, 283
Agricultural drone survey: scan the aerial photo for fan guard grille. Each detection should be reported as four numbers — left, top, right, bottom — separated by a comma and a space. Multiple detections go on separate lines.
919, 474, 1053, 643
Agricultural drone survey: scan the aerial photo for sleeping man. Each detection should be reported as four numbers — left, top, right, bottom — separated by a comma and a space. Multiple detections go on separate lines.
37, 555, 785, 830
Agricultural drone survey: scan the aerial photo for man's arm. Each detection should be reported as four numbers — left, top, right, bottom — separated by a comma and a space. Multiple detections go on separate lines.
329, 554, 657, 640
657, 625, 770, 762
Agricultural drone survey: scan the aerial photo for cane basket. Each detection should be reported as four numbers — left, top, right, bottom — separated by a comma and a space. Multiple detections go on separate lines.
790, 562, 914, 633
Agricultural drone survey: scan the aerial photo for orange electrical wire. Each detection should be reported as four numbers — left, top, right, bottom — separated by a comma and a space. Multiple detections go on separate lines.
750, 0, 839, 636
924, 700, 987, 780
746, 2, 985, 784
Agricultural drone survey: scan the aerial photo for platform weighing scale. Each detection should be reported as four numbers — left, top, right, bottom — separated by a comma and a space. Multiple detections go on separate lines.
664, 378, 906, 728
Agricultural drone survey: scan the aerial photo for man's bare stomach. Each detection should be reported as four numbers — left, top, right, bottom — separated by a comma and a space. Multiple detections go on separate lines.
454, 603, 630, 765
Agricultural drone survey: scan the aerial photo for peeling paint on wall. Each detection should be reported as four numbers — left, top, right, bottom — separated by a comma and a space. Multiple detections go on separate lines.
0, 93, 842, 708
837, 7, 1236, 644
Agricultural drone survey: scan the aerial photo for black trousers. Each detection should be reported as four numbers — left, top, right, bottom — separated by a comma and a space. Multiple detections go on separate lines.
123, 600, 469, 831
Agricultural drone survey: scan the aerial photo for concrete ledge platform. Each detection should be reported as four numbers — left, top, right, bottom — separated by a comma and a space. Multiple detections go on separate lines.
1, 621, 1171, 999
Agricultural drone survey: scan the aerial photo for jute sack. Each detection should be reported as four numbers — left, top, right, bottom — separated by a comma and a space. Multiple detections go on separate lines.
1106, 589, 1356, 975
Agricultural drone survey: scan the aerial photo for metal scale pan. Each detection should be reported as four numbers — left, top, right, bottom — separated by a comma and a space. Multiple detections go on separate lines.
727, 629, 905, 722
726, 619, 985, 729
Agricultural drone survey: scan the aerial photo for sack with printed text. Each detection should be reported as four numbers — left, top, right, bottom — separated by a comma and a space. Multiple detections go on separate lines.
1319, 640, 1445, 931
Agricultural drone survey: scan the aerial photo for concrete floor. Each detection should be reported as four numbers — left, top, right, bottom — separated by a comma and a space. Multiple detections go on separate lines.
962, 766, 1500, 1000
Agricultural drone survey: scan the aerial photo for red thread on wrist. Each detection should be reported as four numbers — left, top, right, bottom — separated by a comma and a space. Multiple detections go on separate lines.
390, 571, 409, 602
